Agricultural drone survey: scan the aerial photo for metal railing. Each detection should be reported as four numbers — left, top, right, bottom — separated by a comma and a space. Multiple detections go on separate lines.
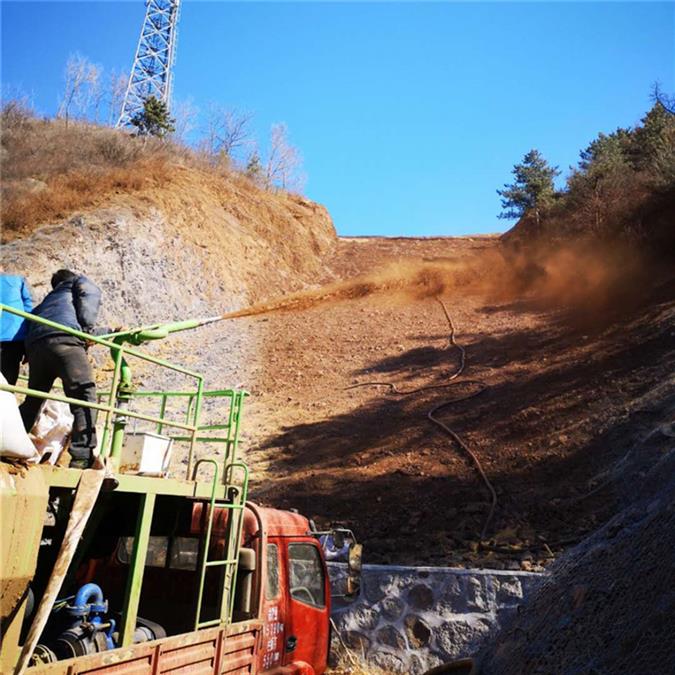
0, 303, 245, 482
1, 303, 254, 640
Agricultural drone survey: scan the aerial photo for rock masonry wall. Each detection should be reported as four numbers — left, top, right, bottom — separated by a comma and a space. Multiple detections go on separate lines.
328, 563, 542, 674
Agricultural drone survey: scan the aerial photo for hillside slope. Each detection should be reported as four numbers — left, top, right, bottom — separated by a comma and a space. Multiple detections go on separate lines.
238, 236, 675, 572
3, 119, 674, 579
3, 165, 336, 326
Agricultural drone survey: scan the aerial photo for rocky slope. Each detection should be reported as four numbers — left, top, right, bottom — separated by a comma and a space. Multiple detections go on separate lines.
3, 166, 336, 326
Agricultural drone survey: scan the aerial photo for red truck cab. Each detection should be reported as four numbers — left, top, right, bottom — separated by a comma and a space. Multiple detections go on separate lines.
251, 505, 331, 673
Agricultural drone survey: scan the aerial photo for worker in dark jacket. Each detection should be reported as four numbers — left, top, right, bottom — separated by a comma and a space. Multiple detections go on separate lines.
20, 269, 107, 469
0, 274, 33, 384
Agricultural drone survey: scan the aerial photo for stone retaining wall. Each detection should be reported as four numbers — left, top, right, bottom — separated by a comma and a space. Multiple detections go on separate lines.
328, 563, 542, 673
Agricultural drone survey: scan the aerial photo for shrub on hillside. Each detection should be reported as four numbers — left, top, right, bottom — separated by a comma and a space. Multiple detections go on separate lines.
502, 98, 675, 249
130, 96, 176, 138
0, 101, 184, 237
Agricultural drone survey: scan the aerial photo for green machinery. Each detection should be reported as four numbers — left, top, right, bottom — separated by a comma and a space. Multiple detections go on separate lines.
0, 303, 249, 667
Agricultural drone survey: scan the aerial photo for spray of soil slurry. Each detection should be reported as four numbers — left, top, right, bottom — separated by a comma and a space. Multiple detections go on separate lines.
218, 260, 473, 320
218, 241, 656, 323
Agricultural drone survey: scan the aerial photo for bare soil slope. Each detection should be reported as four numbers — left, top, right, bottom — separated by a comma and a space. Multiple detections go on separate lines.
239, 236, 675, 570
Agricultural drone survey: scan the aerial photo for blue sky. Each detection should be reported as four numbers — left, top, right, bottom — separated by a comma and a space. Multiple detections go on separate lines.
1, 2, 673, 236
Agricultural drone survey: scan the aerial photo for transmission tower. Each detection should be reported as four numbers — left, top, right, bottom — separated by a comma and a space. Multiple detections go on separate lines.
117, 0, 181, 128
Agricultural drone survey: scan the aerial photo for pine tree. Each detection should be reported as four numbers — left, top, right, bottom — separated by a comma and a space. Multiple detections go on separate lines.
497, 150, 560, 225
632, 102, 675, 180
577, 129, 632, 175
130, 96, 176, 138
245, 151, 263, 183
567, 130, 632, 230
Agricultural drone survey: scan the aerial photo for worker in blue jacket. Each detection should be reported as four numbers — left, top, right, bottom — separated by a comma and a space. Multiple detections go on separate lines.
0, 274, 33, 384
20, 269, 108, 469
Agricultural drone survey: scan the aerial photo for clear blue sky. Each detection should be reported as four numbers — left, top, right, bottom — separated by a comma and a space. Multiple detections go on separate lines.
1, 1, 673, 236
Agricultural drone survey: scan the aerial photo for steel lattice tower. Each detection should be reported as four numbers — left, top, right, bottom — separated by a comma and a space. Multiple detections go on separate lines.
117, 0, 181, 128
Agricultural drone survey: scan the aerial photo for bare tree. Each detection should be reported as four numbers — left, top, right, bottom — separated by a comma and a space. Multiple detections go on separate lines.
106, 69, 129, 126
90, 68, 105, 123
201, 104, 254, 164
265, 123, 305, 192
172, 97, 199, 143
651, 82, 675, 115
58, 53, 101, 125
0, 85, 34, 129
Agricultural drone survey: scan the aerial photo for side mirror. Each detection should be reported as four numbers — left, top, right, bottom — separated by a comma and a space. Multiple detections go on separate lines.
346, 543, 362, 597
348, 543, 362, 574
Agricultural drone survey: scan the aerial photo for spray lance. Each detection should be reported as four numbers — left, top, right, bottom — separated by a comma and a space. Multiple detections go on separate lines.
101, 315, 223, 391
98, 315, 223, 460
96, 281, 385, 411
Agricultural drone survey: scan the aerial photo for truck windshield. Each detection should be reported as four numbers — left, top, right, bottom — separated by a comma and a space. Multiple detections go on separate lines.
288, 543, 325, 608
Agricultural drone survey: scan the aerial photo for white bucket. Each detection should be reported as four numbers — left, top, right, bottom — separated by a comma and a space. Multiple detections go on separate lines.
119, 432, 172, 476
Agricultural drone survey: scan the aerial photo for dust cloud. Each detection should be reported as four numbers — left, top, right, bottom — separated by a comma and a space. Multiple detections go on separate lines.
219, 240, 657, 323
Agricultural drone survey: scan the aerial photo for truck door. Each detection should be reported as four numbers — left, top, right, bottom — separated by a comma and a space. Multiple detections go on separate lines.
260, 540, 287, 672
283, 539, 330, 673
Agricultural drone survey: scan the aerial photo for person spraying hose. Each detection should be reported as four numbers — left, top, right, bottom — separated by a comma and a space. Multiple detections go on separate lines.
19, 270, 111, 469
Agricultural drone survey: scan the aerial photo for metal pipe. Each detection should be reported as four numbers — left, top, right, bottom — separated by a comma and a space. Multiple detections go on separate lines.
185, 379, 204, 481
0, 383, 198, 433
157, 395, 168, 435
0, 304, 204, 378
120, 493, 156, 647
71, 583, 104, 614
99, 346, 124, 459
127, 389, 245, 398
193, 459, 219, 629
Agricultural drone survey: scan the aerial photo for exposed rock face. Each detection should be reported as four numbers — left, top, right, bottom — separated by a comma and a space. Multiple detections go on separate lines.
329, 563, 541, 674
2, 176, 337, 329
1, 179, 337, 470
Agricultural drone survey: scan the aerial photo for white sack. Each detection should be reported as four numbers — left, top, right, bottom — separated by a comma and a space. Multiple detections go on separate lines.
0, 373, 40, 461
30, 400, 74, 465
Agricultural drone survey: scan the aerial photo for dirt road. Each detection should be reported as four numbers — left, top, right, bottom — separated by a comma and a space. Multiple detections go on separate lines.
228, 236, 674, 570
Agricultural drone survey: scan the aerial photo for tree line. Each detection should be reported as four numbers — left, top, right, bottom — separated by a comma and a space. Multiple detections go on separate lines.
498, 86, 675, 236
10, 52, 305, 193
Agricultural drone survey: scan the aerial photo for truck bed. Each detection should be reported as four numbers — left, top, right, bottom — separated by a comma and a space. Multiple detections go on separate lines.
31, 620, 262, 675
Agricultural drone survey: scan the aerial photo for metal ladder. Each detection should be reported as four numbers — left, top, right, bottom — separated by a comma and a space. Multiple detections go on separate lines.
192, 459, 250, 630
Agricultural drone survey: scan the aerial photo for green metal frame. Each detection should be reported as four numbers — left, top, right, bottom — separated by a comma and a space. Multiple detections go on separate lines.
120, 493, 156, 647
127, 388, 247, 469
191, 459, 250, 630
0, 303, 251, 643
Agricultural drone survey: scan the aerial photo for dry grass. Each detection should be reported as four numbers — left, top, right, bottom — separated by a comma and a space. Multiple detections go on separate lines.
328, 655, 395, 675
0, 104, 204, 239
0, 105, 314, 243
2, 158, 172, 237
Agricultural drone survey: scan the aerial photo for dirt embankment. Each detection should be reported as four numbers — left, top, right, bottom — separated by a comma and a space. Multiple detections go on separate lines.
2, 161, 337, 404
237, 236, 675, 572
2, 166, 337, 325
